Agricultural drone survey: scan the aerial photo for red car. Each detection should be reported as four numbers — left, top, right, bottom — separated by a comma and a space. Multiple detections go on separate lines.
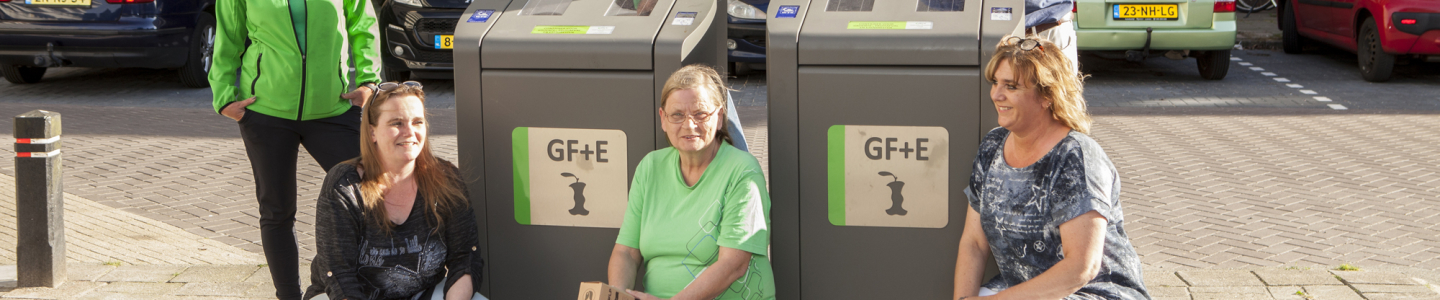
1278, 0, 1439, 81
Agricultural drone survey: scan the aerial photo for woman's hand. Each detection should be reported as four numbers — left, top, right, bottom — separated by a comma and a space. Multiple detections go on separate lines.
626, 289, 666, 300
341, 86, 374, 107
222, 97, 256, 121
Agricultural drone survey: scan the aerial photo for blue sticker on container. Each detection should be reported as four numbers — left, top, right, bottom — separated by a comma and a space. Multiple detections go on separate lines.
468, 9, 495, 23
776, 5, 800, 18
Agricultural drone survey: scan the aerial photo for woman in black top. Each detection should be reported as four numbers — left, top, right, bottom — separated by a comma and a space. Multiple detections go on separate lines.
305, 82, 486, 300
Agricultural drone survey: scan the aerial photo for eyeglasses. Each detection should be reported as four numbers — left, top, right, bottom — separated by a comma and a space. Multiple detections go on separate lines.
666, 108, 720, 124
1004, 36, 1045, 51
368, 81, 423, 106
378, 81, 422, 92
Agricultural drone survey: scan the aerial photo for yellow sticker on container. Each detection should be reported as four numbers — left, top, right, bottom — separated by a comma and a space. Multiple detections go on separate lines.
847, 21, 933, 30
531, 25, 616, 34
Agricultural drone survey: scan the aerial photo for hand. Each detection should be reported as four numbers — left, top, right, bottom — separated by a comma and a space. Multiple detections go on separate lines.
341, 86, 374, 107
625, 289, 666, 300
222, 97, 256, 121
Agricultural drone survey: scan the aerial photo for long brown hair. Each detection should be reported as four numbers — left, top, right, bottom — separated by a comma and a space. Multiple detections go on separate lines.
356, 83, 467, 235
660, 64, 734, 146
984, 35, 1093, 134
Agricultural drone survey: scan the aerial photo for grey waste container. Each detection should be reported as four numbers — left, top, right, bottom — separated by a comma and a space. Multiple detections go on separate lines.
766, 0, 1024, 298
452, 0, 725, 297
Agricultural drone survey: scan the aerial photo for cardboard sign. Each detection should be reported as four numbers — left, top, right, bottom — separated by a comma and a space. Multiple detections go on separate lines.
827, 125, 950, 228
513, 127, 628, 228
577, 282, 636, 300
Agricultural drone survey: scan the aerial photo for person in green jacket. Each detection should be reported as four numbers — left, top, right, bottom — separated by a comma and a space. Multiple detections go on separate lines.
207, 0, 382, 299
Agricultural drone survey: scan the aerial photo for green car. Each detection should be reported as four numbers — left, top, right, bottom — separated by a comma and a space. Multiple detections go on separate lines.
1075, 0, 1238, 79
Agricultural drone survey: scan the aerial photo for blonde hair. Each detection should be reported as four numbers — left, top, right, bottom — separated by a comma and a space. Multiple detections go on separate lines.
660, 64, 734, 145
984, 35, 1093, 134
356, 83, 467, 236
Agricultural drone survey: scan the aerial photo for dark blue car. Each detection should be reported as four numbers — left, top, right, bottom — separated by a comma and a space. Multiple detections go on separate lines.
0, 0, 216, 87
727, 0, 766, 74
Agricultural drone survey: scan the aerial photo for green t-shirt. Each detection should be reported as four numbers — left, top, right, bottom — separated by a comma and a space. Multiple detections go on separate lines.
616, 143, 776, 300
289, 0, 307, 52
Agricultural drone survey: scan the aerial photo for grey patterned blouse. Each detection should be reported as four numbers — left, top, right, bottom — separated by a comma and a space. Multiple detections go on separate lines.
965, 128, 1150, 300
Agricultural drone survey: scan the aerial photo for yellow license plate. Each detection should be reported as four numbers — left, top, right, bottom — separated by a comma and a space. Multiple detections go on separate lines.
25, 0, 90, 6
1112, 4, 1179, 21
434, 35, 454, 50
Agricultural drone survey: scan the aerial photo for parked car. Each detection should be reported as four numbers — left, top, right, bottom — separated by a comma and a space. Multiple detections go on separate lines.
727, 0, 766, 74
0, 0, 216, 87
1075, 0, 1239, 79
375, 0, 468, 81
1278, 0, 1440, 82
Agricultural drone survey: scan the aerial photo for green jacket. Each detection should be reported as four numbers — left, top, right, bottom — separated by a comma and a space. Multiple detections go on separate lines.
209, 0, 381, 121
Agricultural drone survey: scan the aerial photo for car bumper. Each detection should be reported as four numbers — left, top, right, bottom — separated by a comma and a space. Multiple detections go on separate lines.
0, 19, 189, 68
1391, 12, 1440, 55
1076, 21, 1237, 51
728, 20, 766, 64
383, 5, 460, 74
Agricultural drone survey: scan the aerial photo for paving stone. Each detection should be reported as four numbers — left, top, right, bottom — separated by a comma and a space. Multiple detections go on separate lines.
65, 264, 116, 282
1268, 286, 1307, 300
95, 265, 186, 283
71, 291, 164, 300
243, 282, 276, 298
169, 265, 259, 283
0, 281, 104, 299
0, 266, 13, 288
171, 282, 260, 297
1352, 284, 1438, 294
1149, 286, 1189, 298
1301, 285, 1364, 300
1333, 271, 1423, 285
1178, 270, 1267, 286
1144, 271, 1188, 287
94, 282, 183, 294
1363, 294, 1440, 300
1256, 270, 1345, 286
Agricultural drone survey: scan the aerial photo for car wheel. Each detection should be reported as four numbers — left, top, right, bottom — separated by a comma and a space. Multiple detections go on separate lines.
1196, 49, 1230, 80
729, 62, 752, 76
1357, 17, 1394, 82
1, 65, 46, 84
1281, 3, 1304, 54
179, 12, 216, 88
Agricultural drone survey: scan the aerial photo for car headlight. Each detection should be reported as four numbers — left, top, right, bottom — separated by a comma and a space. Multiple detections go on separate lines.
728, 0, 764, 20
393, 0, 424, 7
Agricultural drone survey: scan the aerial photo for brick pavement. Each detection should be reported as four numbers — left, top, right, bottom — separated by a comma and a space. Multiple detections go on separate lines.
0, 172, 263, 265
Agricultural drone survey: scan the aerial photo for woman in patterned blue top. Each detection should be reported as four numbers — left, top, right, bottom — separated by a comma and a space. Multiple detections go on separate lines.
952, 36, 1150, 300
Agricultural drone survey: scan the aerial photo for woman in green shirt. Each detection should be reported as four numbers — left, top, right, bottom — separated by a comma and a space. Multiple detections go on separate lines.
607, 65, 776, 300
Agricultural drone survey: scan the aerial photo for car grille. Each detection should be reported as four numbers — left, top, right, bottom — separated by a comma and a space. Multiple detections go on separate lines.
414, 18, 458, 47
412, 49, 453, 62
744, 37, 766, 48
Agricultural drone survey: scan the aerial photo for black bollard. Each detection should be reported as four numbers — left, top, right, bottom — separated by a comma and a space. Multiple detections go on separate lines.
14, 110, 64, 288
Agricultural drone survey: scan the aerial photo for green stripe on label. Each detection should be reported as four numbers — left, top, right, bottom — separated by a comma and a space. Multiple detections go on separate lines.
532, 25, 589, 34
827, 125, 846, 226
512, 127, 531, 225
847, 21, 907, 29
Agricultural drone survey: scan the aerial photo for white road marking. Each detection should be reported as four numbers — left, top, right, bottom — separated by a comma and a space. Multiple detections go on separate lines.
1274, 78, 1291, 82
1239, 62, 1254, 66
1261, 72, 1277, 76
1314, 96, 1332, 102
1286, 84, 1304, 88
1250, 67, 1265, 71
1328, 104, 1348, 110
1300, 90, 1318, 94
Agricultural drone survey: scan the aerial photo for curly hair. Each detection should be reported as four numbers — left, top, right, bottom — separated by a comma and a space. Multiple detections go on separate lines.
984, 35, 1093, 134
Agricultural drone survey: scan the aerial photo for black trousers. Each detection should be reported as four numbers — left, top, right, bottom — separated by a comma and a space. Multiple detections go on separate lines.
238, 106, 361, 300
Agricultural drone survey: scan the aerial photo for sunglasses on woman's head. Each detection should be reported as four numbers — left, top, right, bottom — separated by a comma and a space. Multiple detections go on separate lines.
378, 81, 423, 92
1004, 36, 1045, 51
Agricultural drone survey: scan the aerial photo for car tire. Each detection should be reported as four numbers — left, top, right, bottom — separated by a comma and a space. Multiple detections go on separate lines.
1196, 49, 1230, 80
729, 62, 752, 76
179, 12, 216, 88
1, 65, 46, 84
1357, 17, 1394, 82
1281, 3, 1304, 54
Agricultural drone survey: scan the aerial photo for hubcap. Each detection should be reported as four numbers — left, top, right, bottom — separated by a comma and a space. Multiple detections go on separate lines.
202, 26, 215, 73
